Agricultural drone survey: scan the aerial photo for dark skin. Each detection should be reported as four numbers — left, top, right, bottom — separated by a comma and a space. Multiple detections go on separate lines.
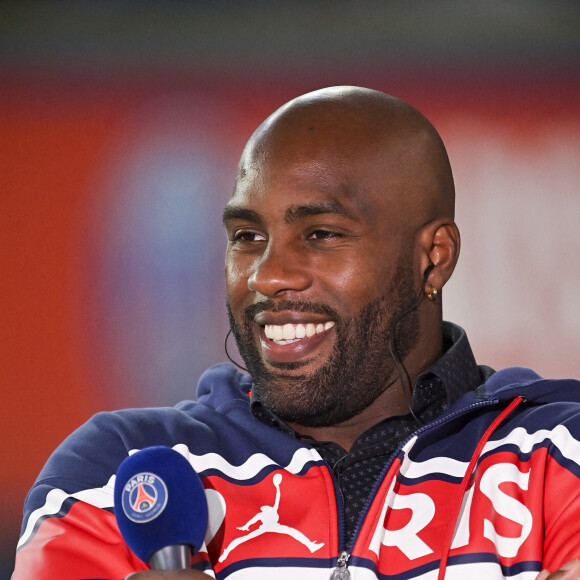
125, 87, 577, 580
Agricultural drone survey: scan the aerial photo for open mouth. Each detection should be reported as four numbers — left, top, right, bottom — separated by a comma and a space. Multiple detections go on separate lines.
264, 321, 335, 345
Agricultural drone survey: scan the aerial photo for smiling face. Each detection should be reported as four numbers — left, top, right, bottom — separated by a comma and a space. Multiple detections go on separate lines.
224, 87, 455, 428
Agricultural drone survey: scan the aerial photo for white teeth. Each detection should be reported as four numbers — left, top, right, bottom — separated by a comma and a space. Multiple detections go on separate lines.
264, 320, 335, 342
273, 325, 284, 341
282, 323, 294, 340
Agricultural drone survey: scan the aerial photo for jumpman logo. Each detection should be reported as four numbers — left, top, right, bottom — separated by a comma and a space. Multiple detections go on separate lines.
218, 473, 324, 562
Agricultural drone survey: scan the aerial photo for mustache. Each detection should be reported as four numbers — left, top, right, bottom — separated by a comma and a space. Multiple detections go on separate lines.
244, 300, 338, 320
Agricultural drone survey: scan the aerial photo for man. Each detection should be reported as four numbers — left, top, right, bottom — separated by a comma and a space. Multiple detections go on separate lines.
13, 87, 580, 580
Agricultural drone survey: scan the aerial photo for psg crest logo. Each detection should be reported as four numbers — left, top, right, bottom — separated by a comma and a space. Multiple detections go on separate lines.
121, 471, 168, 523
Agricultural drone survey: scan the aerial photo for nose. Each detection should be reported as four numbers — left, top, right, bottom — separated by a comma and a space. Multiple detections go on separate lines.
247, 241, 311, 298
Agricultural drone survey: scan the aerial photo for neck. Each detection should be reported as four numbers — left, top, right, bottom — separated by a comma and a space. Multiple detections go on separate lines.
287, 380, 410, 452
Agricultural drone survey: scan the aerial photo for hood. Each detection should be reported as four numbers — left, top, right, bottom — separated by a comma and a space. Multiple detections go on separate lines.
443, 366, 580, 414
482, 366, 580, 405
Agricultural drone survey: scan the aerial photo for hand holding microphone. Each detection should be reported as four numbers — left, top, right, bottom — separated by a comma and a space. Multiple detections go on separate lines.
114, 446, 209, 573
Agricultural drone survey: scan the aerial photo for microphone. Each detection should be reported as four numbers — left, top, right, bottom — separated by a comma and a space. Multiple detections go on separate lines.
114, 446, 208, 570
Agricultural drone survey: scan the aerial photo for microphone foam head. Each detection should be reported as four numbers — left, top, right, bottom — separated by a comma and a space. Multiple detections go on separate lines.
114, 446, 208, 565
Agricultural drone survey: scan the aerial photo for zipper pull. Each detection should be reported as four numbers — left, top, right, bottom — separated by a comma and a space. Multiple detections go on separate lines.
330, 551, 350, 580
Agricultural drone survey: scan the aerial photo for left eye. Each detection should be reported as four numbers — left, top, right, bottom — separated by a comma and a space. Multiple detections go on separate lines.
308, 230, 340, 240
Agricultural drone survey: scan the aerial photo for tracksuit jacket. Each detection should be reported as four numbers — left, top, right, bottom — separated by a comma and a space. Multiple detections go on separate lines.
12, 362, 580, 579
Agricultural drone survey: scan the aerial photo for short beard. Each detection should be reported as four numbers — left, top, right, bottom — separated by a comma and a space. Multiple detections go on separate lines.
227, 260, 419, 428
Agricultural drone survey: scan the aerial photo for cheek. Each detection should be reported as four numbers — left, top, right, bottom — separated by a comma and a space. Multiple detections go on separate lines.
225, 254, 251, 307
321, 257, 386, 308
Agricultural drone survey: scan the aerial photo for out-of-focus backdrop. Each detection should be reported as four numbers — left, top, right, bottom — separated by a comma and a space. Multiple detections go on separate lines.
1, 1, 579, 575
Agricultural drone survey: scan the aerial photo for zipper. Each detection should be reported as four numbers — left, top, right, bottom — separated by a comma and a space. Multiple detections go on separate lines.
330, 550, 351, 580
314, 448, 350, 579
329, 457, 350, 579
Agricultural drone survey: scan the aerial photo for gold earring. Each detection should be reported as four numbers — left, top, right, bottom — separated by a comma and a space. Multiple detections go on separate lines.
426, 287, 438, 302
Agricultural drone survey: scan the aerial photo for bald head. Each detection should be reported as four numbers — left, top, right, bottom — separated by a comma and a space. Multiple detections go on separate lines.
235, 86, 455, 230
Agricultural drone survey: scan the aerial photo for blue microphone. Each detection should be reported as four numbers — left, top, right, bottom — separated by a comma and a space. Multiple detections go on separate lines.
114, 446, 208, 570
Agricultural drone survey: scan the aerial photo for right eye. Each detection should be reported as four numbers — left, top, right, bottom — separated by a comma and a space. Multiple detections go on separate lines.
230, 230, 267, 243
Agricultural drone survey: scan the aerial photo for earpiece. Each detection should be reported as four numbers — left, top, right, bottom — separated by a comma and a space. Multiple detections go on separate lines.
423, 261, 438, 301
422, 261, 434, 284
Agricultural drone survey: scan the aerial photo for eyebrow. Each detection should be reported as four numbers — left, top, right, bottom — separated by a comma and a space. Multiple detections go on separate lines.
222, 199, 360, 225
222, 206, 261, 225
284, 199, 359, 223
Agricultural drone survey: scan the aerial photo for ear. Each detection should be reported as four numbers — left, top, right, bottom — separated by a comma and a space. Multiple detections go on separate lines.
416, 218, 461, 293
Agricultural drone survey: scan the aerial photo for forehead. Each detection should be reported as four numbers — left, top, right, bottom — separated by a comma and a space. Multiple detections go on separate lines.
225, 131, 390, 224
225, 158, 378, 227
